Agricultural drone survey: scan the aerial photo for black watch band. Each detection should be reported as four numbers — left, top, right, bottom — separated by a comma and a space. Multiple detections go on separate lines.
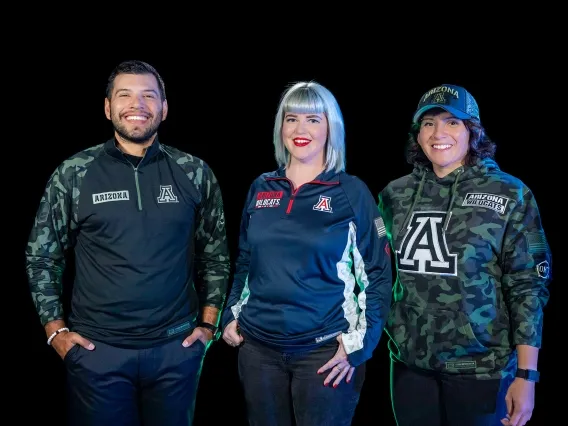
198, 322, 220, 341
515, 368, 540, 383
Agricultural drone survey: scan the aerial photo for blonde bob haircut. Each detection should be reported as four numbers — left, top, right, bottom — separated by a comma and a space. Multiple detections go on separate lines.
273, 81, 345, 173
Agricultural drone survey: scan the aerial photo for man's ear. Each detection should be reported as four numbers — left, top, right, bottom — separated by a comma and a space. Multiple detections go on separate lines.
162, 99, 169, 121
104, 97, 111, 120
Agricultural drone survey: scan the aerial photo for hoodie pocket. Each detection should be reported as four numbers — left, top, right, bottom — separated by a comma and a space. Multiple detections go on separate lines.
390, 303, 495, 373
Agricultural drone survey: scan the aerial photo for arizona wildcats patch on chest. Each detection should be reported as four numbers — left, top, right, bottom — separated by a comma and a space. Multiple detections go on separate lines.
256, 191, 283, 208
462, 192, 510, 214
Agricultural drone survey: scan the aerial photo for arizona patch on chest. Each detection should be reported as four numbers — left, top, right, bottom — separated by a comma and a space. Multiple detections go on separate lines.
92, 190, 130, 204
461, 192, 510, 214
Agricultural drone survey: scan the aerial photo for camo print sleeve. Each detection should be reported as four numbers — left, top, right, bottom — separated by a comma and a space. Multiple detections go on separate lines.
502, 187, 551, 348
342, 177, 393, 367
25, 166, 76, 326
221, 181, 256, 330
193, 164, 231, 311
25, 145, 103, 326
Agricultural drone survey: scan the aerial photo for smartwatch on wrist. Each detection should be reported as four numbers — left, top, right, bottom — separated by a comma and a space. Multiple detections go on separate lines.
515, 368, 540, 383
198, 322, 220, 341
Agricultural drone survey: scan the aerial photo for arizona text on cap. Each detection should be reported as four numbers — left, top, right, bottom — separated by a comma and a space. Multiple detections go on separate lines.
412, 84, 480, 123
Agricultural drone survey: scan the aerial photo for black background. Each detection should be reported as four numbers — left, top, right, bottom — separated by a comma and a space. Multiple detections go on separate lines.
13, 35, 561, 425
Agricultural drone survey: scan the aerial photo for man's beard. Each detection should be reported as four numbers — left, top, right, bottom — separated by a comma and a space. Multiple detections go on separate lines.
112, 114, 162, 144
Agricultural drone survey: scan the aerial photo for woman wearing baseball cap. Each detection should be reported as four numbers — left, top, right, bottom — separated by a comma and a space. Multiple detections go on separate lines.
378, 84, 552, 426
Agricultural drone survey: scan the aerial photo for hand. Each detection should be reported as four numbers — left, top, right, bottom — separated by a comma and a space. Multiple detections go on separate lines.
501, 378, 535, 426
222, 320, 243, 348
51, 330, 95, 360
316, 335, 355, 388
182, 326, 213, 348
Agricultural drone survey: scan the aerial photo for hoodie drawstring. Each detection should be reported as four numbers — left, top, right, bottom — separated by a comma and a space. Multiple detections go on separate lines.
401, 172, 426, 231
402, 168, 463, 233
443, 168, 463, 231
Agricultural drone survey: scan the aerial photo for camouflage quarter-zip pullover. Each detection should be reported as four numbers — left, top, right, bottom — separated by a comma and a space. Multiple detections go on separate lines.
378, 158, 551, 380
25, 138, 230, 348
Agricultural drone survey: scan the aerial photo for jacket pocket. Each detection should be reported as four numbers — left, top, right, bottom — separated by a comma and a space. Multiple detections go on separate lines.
63, 343, 80, 364
389, 303, 495, 373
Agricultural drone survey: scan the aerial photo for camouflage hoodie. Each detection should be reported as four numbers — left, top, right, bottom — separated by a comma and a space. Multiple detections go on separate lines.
378, 158, 551, 380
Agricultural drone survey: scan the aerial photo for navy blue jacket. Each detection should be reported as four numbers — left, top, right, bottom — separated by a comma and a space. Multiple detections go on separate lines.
221, 168, 392, 367
26, 138, 230, 348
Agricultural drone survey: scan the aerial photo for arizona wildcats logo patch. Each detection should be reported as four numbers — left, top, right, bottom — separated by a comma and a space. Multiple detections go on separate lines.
462, 192, 510, 215
313, 195, 332, 213
256, 191, 283, 208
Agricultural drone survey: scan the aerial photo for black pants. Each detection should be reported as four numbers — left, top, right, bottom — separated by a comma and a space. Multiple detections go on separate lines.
390, 359, 512, 426
237, 337, 366, 426
64, 337, 206, 426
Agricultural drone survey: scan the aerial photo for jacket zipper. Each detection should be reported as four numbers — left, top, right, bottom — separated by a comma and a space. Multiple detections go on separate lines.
134, 168, 142, 211
286, 188, 298, 214
129, 153, 148, 212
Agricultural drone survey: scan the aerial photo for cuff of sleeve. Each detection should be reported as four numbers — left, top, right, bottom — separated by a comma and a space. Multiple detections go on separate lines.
220, 309, 236, 331
341, 331, 364, 355
347, 351, 365, 368
342, 331, 366, 367
513, 335, 542, 349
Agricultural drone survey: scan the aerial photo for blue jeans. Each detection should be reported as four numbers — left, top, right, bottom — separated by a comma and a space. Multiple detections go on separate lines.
64, 337, 206, 426
237, 337, 365, 426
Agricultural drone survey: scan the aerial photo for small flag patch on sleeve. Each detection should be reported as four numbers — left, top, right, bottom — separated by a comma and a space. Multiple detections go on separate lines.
527, 231, 549, 254
375, 217, 386, 238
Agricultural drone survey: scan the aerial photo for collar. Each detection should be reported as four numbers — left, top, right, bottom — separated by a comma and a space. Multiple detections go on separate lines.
104, 136, 162, 166
270, 166, 341, 183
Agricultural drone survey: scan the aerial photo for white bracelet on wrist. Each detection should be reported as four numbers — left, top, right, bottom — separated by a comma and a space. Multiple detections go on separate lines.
47, 327, 69, 346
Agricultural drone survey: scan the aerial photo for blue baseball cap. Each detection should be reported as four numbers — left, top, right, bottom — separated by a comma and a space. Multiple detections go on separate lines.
412, 84, 480, 123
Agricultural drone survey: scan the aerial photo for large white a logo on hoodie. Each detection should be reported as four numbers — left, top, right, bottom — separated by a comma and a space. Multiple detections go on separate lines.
397, 211, 457, 276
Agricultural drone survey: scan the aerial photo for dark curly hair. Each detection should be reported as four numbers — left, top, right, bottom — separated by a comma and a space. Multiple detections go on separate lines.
405, 108, 496, 167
